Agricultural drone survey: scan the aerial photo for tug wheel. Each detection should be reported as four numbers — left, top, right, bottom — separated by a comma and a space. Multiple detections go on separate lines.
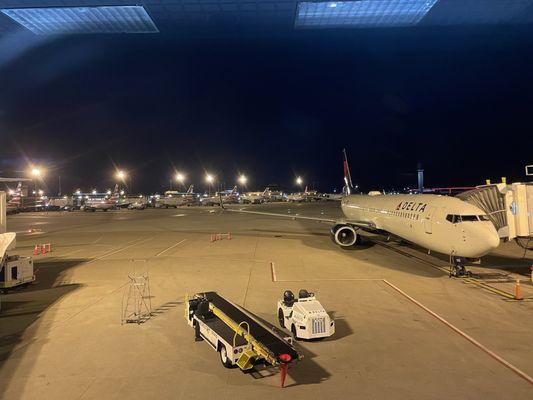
291, 324, 299, 340
219, 345, 233, 368
278, 309, 285, 328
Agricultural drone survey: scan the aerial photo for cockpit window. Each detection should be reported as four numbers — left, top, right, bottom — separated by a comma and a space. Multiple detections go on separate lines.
446, 214, 480, 223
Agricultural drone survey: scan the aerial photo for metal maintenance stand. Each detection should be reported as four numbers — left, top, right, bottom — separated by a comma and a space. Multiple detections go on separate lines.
121, 259, 152, 324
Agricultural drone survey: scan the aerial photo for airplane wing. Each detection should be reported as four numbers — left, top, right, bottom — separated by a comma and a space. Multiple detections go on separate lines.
223, 207, 376, 230
0, 178, 32, 182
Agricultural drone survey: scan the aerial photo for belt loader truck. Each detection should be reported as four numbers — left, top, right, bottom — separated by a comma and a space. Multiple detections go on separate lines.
186, 291, 301, 387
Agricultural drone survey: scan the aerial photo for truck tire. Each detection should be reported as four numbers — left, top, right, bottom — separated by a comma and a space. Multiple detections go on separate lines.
219, 345, 233, 368
278, 309, 285, 328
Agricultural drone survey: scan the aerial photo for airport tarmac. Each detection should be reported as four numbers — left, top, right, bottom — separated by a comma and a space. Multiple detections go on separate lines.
1, 203, 532, 399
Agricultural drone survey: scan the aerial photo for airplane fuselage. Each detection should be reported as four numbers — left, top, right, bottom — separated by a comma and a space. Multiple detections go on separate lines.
341, 194, 500, 258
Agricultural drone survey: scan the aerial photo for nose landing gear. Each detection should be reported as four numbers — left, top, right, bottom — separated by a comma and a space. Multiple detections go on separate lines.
449, 256, 472, 278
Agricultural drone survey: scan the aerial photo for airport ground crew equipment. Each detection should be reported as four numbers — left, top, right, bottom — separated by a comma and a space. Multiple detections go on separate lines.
210, 232, 232, 242
33, 243, 53, 255
121, 261, 152, 324
0, 232, 35, 290
0, 193, 35, 290
514, 279, 524, 301
186, 292, 301, 387
277, 289, 335, 340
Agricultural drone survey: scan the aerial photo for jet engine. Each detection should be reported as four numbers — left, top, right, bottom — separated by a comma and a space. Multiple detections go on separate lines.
330, 224, 359, 247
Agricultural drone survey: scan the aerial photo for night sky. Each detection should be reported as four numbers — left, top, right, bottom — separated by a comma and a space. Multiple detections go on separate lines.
1, 25, 533, 194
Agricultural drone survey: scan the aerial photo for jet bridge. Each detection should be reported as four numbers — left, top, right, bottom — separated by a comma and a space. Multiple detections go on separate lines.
457, 182, 533, 248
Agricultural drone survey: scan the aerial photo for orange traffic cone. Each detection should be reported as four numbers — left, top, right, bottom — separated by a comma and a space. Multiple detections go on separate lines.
33, 245, 40, 255
41, 244, 47, 255
278, 353, 292, 388
514, 279, 523, 301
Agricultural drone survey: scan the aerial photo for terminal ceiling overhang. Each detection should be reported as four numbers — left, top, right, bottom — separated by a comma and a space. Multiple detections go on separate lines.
1, 0, 533, 36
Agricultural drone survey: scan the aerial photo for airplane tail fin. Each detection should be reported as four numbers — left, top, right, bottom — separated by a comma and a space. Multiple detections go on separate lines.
342, 149, 354, 195
8, 182, 22, 205
187, 185, 194, 194
231, 185, 237, 194
111, 184, 119, 199
262, 187, 268, 196
304, 186, 308, 194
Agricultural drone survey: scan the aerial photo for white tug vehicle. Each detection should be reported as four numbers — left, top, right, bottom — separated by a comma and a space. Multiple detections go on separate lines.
277, 289, 335, 340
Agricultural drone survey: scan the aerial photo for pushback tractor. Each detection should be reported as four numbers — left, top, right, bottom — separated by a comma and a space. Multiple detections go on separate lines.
278, 289, 335, 340
186, 291, 302, 387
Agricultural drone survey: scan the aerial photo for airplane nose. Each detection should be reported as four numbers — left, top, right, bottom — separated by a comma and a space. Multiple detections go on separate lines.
485, 230, 500, 252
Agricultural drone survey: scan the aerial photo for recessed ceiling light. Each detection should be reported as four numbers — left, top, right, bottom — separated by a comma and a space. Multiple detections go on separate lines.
1, 5, 159, 35
295, 0, 440, 29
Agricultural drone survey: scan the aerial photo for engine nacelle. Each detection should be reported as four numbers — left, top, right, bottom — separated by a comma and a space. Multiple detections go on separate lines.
330, 224, 358, 247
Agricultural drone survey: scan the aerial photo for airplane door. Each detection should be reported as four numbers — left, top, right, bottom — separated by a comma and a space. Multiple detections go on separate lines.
424, 206, 436, 234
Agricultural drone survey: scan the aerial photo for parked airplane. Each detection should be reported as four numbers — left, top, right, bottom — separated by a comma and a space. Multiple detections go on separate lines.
241, 188, 268, 204
286, 186, 320, 202
201, 186, 239, 206
84, 184, 119, 212
264, 186, 286, 202
6, 182, 22, 214
286, 187, 309, 202
156, 185, 197, 208
227, 150, 500, 275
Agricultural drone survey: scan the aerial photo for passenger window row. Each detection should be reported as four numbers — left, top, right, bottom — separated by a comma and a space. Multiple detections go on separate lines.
390, 210, 419, 220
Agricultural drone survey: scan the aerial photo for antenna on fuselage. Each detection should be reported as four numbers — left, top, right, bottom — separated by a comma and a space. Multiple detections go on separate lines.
342, 149, 354, 195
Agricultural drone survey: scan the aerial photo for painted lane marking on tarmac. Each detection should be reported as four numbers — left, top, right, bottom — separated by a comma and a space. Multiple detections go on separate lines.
270, 268, 533, 386
382, 279, 533, 386
57, 248, 84, 258
86, 237, 153, 264
374, 241, 517, 300
270, 262, 277, 282
172, 214, 187, 217
155, 239, 187, 257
